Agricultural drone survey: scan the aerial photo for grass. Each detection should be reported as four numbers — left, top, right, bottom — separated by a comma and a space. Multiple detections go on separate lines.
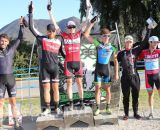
139, 89, 160, 109
2, 89, 160, 117
119, 89, 160, 111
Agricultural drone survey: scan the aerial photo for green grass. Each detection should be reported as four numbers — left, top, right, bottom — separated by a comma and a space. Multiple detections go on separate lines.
3, 97, 41, 117
139, 89, 160, 109
119, 89, 160, 111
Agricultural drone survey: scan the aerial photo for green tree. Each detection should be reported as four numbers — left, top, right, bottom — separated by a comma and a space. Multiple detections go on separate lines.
11, 40, 38, 76
80, 0, 160, 41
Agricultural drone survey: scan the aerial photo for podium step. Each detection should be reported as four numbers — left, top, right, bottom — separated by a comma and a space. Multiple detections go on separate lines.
64, 107, 94, 128
94, 112, 118, 126
36, 114, 64, 130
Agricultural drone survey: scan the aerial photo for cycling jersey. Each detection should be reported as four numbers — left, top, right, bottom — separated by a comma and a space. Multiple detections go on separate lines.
117, 29, 150, 76
29, 13, 65, 83
0, 25, 23, 98
117, 45, 149, 75
138, 49, 160, 72
93, 39, 117, 84
93, 39, 117, 64
0, 26, 23, 74
41, 37, 62, 64
60, 31, 81, 62
138, 49, 160, 90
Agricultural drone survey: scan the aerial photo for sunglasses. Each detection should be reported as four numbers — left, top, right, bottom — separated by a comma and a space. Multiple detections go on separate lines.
67, 26, 76, 29
101, 34, 110, 38
150, 41, 160, 44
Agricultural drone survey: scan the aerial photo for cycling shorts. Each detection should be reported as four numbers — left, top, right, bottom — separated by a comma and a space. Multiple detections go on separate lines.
0, 74, 16, 98
94, 64, 111, 85
64, 61, 83, 78
145, 70, 160, 91
41, 62, 59, 83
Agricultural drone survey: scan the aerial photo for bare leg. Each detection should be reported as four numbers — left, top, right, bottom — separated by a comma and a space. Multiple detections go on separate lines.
76, 77, 83, 99
43, 83, 51, 108
51, 82, 59, 110
66, 78, 73, 100
9, 97, 17, 119
105, 85, 111, 104
147, 90, 154, 114
0, 99, 4, 125
95, 83, 101, 106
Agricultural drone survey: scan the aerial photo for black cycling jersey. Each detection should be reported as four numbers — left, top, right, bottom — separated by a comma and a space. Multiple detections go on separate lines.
29, 13, 65, 65
117, 29, 150, 76
0, 25, 23, 74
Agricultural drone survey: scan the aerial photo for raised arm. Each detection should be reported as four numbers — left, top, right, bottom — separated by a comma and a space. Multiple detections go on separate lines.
11, 17, 24, 49
83, 16, 98, 43
81, 0, 93, 32
47, 3, 61, 34
28, 1, 40, 37
59, 42, 65, 59
133, 28, 152, 56
23, 15, 43, 36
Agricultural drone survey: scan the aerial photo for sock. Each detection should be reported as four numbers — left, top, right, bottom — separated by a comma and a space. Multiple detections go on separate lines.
54, 102, 59, 110
80, 98, 84, 105
45, 102, 50, 109
96, 104, 100, 109
106, 103, 110, 109
69, 99, 73, 106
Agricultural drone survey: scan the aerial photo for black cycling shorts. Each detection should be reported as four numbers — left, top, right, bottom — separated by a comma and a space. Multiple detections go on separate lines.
41, 62, 59, 84
64, 61, 83, 78
145, 73, 160, 90
94, 63, 111, 84
0, 74, 16, 98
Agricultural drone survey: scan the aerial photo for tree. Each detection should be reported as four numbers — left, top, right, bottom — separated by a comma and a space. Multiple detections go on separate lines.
11, 40, 38, 76
79, 0, 160, 41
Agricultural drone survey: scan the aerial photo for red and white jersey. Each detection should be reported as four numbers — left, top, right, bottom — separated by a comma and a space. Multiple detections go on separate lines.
138, 49, 160, 74
61, 31, 81, 62
42, 38, 61, 54
41, 37, 61, 64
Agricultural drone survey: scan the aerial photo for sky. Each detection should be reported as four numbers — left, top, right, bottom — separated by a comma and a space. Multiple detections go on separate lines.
0, 0, 81, 29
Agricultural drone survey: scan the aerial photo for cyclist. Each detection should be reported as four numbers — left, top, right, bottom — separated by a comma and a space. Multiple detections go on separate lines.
47, 4, 89, 110
117, 27, 151, 120
138, 36, 160, 119
83, 17, 119, 116
28, 2, 65, 116
0, 17, 24, 129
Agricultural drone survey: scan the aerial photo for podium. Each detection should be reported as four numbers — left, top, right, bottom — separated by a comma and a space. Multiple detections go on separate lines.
94, 112, 118, 126
63, 107, 94, 128
36, 114, 64, 130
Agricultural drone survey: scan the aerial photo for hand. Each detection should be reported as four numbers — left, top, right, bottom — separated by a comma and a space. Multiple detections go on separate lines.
47, 4, 51, 11
19, 16, 24, 26
28, 1, 33, 13
90, 15, 98, 23
22, 17, 28, 27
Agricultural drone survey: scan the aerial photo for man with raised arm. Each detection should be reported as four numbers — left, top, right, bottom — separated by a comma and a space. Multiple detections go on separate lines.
47, 3, 89, 110
0, 17, 24, 130
28, 2, 65, 116
83, 17, 119, 116
117, 26, 151, 120
138, 36, 160, 119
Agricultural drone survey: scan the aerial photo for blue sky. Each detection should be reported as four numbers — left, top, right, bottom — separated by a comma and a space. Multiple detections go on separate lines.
0, 0, 81, 29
